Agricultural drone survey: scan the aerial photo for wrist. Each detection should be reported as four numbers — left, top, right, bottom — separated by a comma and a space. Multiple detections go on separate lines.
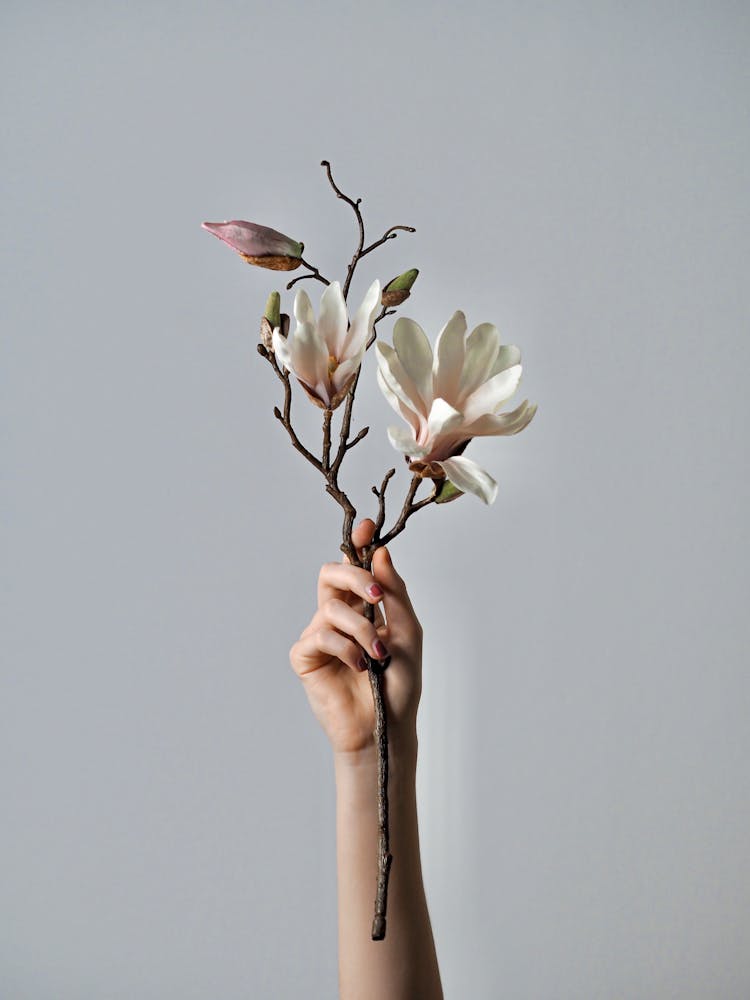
334, 729, 418, 776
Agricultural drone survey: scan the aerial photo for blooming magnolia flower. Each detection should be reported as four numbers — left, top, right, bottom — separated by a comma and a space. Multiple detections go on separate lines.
202, 220, 304, 270
273, 279, 381, 410
375, 312, 537, 504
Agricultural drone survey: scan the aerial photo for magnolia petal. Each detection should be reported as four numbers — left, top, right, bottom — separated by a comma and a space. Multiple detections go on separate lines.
202, 220, 302, 258
376, 367, 421, 434
294, 288, 316, 327
438, 455, 499, 505
271, 327, 293, 370
393, 317, 434, 409
433, 311, 467, 402
318, 281, 348, 356
467, 399, 538, 437
342, 279, 381, 359
426, 397, 464, 441
331, 354, 362, 395
387, 424, 427, 458
288, 320, 329, 390
490, 343, 522, 377
462, 364, 523, 424
376, 341, 428, 419
458, 323, 501, 401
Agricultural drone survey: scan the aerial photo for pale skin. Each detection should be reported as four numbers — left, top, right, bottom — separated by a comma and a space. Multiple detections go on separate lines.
290, 518, 444, 1000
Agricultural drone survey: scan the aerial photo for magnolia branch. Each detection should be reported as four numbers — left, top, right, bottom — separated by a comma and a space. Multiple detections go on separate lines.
257, 165, 426, 941
320, 160, 414, 303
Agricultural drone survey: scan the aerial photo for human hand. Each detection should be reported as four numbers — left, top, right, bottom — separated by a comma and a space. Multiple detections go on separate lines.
290, 519, 423, 757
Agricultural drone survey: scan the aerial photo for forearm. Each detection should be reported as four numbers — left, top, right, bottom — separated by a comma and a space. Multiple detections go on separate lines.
335, 736, 443, 1000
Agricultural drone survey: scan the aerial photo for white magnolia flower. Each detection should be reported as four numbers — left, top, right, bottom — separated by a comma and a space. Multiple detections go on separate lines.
375, 311, 537, 504
273, 280, 381, 410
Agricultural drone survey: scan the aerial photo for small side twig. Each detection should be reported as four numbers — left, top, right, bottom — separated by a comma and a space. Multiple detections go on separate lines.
286, 258, 331, 290
372, 468, 396, 538
360, 225, 416, 259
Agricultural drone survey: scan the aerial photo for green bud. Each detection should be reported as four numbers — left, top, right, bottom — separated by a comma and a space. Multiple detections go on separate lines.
382, 269, 419, 307
384, 268, 419, 292
264, 291, 281, 329
435, 479, 464, 504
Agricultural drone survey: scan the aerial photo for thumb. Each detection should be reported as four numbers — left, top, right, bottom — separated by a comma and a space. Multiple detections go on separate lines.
372, 545, 418, 629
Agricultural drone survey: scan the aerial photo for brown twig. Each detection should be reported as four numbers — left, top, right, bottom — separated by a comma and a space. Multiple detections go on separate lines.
322, 409, 333, 470
320, 160, 414, 303
360, 225, 416, 259
286, 258, 331, 290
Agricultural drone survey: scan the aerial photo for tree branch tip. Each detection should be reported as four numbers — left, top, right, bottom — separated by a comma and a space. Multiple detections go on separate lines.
256, 343, 268, 357
273, 406, 282, 420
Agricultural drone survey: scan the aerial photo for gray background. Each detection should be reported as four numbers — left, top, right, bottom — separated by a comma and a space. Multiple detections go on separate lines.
2, 1, 749, 997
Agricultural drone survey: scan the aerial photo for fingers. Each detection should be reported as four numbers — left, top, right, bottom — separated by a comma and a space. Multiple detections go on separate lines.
351, 518, 376, 553
291, 628, 366, 677
372, 545, 421, 634
314, 598, 389, 661
318, 561, 385, 610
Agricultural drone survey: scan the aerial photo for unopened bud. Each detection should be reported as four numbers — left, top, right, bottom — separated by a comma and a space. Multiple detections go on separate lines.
381, 268, 419, 307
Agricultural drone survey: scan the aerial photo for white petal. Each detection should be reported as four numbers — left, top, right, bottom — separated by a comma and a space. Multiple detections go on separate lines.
317, 281, 348, 356
393, 317, 434, 409
489, 343, 522, 377
294, 288, 315, 327
387, 424, 427, 458
375, 341, 428, 417
288, 320, 329, 390
466, 399, 537, 437
426, 397, 464, 441
438, 455, 498, 505
331, 354, 362, 394
458, 322, 500, 401
272, 328, 293, 370
376, 368, 421, 433
432, 311, 466, 402
462, 364, 522, 424
341, 279, 381, 359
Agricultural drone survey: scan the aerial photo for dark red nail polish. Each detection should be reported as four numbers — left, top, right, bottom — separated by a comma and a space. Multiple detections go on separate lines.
367, 583, 384, 599
373, 639, 388, 660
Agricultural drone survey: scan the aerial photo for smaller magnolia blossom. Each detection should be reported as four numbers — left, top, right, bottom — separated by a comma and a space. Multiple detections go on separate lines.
376, 312, 537, 504
202, 220, 304, 270
273, 280, 381, 410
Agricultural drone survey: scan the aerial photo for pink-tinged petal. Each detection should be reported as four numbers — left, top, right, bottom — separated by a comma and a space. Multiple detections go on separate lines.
461, 364, 523, 424
342, 279, 381, 359
201, 221, 303, 258
288, 321, 329, 392
432, 311, 466, 402
458, 323, 501, 402
387, 425, 427, 458
426, 397, 464, 442
465, 399, 537, 437
375, 341, 428, 419
489, 343, 522, 377
437, 455, 498, 505
331, 355, 362, 395
376, 368, 421, 434
294, 288, 315, 327
393, 317, 434, 410
317, 281, 348, 355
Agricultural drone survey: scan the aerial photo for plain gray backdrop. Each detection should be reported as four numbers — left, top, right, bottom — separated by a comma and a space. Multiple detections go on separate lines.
2, 1, 749, 997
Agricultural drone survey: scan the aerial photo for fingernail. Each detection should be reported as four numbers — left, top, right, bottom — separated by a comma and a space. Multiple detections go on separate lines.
358, 656, 369, 672
367, 583, 384, 599
373, 639, 388, 660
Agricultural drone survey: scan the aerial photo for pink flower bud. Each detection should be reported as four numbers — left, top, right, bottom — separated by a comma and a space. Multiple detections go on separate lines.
202, 220, 304, 271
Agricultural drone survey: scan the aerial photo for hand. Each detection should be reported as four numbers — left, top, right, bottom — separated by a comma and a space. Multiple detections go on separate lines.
290, 519, 423, 756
